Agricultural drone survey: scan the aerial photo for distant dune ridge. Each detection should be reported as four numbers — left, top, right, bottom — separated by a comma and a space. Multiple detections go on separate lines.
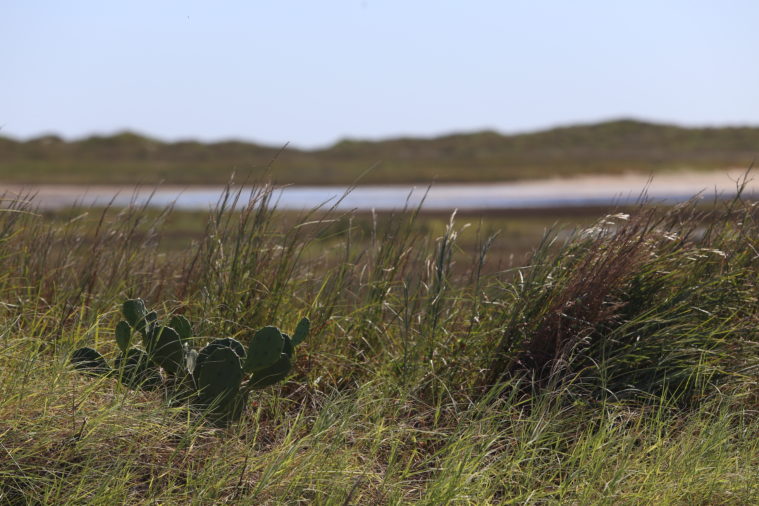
1, 119, 757, 185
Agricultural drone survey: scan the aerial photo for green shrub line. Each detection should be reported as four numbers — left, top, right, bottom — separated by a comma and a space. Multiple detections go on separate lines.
1, 119, 757, 184
0, 179, 756, 503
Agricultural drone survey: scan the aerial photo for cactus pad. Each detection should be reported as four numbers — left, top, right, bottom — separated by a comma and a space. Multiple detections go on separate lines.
169, 315, 193, 341
137, 311, 158, 336
70, 347, 111, 376
114, 348, 161, 389
243, 326, 284, 373
197, 338, 246, 372
197, 346, 243, 409
149, 326, 185, 375
122, 299, 147, 327
291, 317, 310, 347
247, 353, 292, 389
115, 320, 132, 352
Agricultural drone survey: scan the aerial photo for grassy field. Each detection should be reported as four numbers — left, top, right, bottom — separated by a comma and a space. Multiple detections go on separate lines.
2, 119, 758, 185
1, 184, 757, 503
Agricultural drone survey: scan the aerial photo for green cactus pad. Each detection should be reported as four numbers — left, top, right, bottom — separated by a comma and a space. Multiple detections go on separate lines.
243, 326, 284, 373
114, 320, 132, 352
246, 333, 295, 389
197, 346, 243, 408
136, 311, 158, 335
149, 326, 185, 375
281, 334, 294, 358
122, 299, 147, 327
138, 313, 161, 351
291, 317, 310, 347
70, 347, 111, 376
247, 353, 292, 389
114, 348, 161, 390
169, 315, 193, 341
197, 338, 246, 372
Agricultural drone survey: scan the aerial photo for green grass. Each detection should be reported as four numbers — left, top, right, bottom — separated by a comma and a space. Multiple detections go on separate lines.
1, 119, 758, 185
0, 182, 757, 503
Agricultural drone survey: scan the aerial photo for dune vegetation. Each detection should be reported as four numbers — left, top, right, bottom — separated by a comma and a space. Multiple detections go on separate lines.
1, 119, 758, 185
0, 181, 757, 504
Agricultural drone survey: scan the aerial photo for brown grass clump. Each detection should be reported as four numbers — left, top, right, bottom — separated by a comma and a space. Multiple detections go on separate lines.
516, 213, 653, 379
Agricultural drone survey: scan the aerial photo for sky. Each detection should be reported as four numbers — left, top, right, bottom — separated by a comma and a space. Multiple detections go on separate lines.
2, 0, 759, 148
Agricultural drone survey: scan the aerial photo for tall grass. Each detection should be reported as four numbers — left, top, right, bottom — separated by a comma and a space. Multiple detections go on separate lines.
0, 182, 757, 503
487, 193, 758, 402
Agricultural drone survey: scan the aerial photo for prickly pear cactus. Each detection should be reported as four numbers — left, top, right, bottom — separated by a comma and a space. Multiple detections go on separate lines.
116, 300, 188, 377
114, 321, 132, 352
243, 326, 284, 373
239, 318, 309, 398
122, 299, 147, 328
169, 315, 193, 342
291, 317, 310, 347
147, 326, 185, 375
114, 348, 162, 390
71, 347, 111, 376
70, 299, 311, 427
247, 333, 294, 389
197, 337, 246, 371
196, 346, 244, 425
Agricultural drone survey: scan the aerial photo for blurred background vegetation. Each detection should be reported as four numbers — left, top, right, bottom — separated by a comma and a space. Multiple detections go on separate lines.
2, 119, 758, 185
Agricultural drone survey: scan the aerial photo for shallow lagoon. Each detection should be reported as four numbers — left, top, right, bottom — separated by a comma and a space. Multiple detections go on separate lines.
2, 170, 756, 211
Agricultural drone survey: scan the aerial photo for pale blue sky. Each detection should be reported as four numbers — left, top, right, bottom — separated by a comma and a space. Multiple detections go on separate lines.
2, 1, 758, 148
